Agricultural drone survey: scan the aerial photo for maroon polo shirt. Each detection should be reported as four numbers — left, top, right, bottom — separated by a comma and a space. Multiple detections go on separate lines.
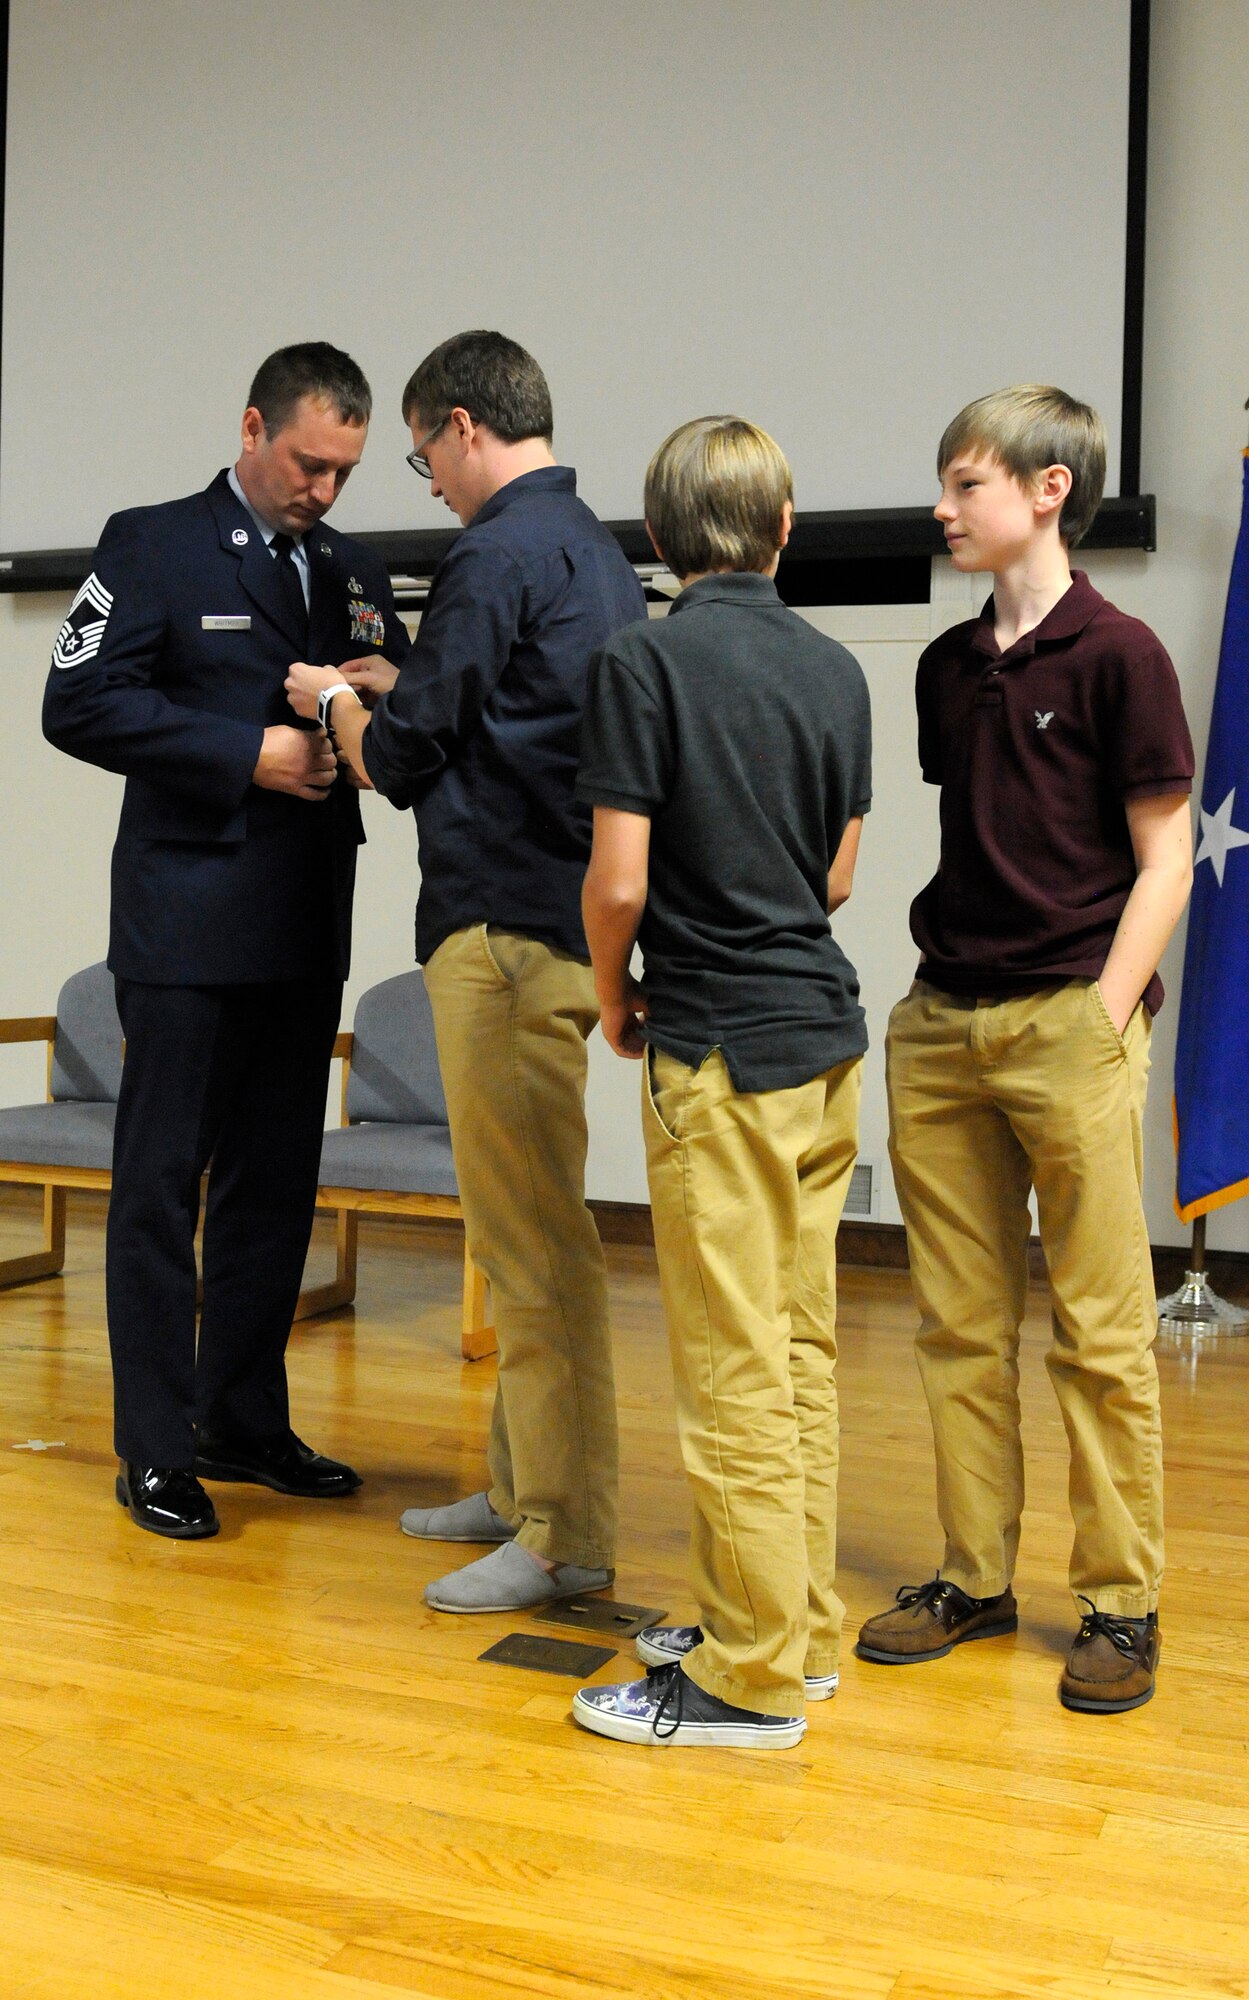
909, 571, 1193, 1014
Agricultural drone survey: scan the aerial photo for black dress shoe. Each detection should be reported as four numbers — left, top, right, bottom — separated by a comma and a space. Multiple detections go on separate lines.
193, 1429, 362, 1497
116, 1464, 220, 1539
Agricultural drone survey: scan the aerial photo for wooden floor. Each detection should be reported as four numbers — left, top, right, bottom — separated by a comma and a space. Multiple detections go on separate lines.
2, 1196, 1248, 2000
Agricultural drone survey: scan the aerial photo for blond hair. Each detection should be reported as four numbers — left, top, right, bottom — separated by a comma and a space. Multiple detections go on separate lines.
938, 385, 1107, 546
645, 416, 793, 578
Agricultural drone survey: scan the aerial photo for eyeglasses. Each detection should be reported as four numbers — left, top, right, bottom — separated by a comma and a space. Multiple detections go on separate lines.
406, 417, 448, 479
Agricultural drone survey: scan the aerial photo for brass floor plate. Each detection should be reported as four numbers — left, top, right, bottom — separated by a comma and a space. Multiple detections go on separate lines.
478, 1633, 617, 1677
533, 1597, 667, 1640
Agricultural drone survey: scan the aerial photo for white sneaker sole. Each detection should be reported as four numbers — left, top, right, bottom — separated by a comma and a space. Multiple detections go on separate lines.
803, 1674, 839, 1702
572, 1690, 806, 1749
635, 1633, 838, 1701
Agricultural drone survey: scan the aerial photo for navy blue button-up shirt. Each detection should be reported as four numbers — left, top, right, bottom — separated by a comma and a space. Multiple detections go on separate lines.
363, 466, 647, 964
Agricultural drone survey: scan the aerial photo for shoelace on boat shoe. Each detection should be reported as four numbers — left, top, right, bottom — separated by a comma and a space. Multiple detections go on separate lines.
1074, 1595, 1144, 1656
894, 1573, 971, 1615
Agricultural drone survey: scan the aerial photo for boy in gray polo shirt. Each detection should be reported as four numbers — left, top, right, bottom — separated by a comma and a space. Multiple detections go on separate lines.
572, 416, 871, 1749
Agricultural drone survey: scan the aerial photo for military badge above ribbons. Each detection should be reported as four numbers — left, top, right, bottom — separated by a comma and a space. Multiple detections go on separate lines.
349, 598, 386, 647
52, 572, 114, 669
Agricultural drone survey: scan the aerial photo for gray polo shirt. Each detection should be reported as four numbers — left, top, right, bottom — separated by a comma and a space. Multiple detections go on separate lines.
577, 571, 871, 1092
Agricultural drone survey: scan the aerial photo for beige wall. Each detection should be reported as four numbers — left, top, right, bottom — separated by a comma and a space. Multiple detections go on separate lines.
2, 0, 1246, 1251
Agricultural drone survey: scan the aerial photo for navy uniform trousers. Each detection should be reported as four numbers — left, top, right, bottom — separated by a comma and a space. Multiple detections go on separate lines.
107, 976, 342, 1465
43, 468, 408, 1468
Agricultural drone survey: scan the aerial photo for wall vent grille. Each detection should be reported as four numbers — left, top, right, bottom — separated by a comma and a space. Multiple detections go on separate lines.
844, 1158, 879, 1220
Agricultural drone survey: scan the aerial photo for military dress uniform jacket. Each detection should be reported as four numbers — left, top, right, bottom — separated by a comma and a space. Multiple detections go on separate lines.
42, 469, 408, 986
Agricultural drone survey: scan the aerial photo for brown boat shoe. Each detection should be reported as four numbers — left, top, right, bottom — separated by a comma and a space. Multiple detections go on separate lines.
856, 1573, 1018, 1664
1059, 1603, 1160, 1713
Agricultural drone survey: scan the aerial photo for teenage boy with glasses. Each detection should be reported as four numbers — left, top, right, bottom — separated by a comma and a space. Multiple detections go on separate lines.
286, 331, 646, 1613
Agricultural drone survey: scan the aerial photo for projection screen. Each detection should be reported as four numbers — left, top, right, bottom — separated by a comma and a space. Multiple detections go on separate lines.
0, 0, 1139, 557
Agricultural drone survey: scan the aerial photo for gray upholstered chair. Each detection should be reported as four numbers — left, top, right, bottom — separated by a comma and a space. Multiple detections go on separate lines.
0, 961, 493, 1359
0, 961, 121, 1289
311, 969, 495, 1360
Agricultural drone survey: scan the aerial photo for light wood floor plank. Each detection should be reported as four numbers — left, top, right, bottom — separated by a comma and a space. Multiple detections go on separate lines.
2, 1201, 1248, 1997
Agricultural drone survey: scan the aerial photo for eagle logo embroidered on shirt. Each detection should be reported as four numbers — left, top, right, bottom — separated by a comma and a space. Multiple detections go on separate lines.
1035, 710, 1055, 730
348, 598, 385, 647
52, 572, 114, 670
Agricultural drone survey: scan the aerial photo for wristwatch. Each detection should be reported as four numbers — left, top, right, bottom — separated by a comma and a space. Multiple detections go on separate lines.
316, 680, 362, 743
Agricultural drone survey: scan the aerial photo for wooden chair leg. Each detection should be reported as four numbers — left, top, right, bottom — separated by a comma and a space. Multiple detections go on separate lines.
337, 1208, 359, 1290
0, 1183, 68, 1290
45, 1184, 67, 1264
461, 1238, 497, 1362
293, 1209, 359, 1322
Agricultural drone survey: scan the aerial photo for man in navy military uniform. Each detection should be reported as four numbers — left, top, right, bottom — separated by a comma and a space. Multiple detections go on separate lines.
43, 342, 408, 1539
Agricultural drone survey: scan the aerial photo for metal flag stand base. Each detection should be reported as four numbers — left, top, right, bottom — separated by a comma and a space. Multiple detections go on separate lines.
1157, 1216, 1249, 1337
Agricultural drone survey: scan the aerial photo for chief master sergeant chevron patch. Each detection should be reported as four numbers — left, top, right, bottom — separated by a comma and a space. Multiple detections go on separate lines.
52, 572, 114, 669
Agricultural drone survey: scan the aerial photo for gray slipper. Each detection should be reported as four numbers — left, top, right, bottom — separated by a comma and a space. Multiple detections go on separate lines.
400, 1490, 518, 1542
424, 1539, 614, 1613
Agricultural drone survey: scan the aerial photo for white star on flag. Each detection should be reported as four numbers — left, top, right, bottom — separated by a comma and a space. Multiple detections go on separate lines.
1194, 787, 1249, 887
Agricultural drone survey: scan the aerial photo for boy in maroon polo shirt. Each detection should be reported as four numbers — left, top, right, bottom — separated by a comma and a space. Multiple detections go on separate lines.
856, 386, 1193, 1712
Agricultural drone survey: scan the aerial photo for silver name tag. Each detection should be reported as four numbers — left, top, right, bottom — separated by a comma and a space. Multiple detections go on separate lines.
201, 615, 251, 631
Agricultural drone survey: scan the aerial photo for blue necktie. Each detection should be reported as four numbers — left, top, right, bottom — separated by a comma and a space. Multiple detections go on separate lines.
271, 533, 308, 647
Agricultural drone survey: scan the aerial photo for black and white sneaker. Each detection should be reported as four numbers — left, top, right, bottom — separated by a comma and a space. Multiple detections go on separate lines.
635, 1623, 839, 1701
572, 1662, 806, 1749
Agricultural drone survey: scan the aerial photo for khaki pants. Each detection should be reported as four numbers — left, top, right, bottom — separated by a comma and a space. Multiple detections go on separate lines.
643, 1046, 862, 1715
423, 926, 617, 1569
886, 979, 1162, 1617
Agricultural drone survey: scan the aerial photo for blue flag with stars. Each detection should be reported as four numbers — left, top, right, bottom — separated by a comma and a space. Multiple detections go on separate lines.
1174, 453, 1249, 1221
